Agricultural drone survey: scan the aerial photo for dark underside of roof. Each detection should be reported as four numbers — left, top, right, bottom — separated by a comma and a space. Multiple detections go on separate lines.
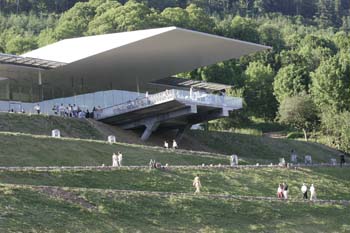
149, 77, 232, 92
0, 53, 66, 70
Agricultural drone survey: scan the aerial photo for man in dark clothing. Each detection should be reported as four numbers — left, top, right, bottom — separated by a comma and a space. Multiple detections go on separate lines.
340, 154, 346, 168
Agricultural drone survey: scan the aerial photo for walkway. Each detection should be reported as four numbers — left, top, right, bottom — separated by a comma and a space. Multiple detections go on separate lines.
4, 184, 350, 207
0, 164, 348, 172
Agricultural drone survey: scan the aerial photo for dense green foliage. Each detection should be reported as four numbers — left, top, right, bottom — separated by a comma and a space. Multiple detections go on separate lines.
1, 0, 350, 152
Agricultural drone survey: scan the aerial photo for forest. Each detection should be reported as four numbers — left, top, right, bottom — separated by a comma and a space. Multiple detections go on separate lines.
1, 0, 350, 152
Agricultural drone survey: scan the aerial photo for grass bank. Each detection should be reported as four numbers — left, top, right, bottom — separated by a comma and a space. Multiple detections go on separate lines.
1, 167, 349, 200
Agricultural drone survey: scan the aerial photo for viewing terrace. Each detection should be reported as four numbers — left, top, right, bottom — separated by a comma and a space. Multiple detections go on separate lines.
96, 89, 242, 140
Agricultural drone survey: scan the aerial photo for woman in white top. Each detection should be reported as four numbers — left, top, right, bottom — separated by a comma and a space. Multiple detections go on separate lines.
193, 175, 202, 194
117, 152, 123, 166
310, 184, 316, 201
112, 153, 118, 167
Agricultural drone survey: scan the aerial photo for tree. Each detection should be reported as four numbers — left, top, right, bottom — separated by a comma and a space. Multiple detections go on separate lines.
321, 110, 350, 152
273, 64, 310, 103
311, 53, 350, 112
278, 95, 319, 141
258, 23, 285, 51
244, 61, 277, 120
160, 7, 190, 28
55, 2, 95, 39
186, 4, 215, 33
228, 15, 259, 43
6, 35, 37, 54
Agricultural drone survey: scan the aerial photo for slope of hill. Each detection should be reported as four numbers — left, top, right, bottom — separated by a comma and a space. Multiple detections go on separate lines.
0, 113, 103, 140
0, 113, 349, 232
188, 130, 339, 163
0, 184, 349, 233
0, 113, 340, 166
0, 167, 349, 200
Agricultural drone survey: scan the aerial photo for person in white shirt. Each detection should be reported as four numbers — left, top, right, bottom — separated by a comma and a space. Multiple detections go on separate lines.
164, 141, 169, 149
301, 183, 308, 199
230, 154, 238, 166
34, 104, 40, 114
283, 182, 289, 199
59, 104, 65, 117
193, 175, 202, 194
112, 153, 118, 167
72, 104, 78, 117
172, 139, 178, 149
310, 184, 316, 201
117, 152, 123, 167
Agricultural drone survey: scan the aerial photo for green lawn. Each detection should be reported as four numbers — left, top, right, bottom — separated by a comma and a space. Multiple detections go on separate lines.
0, 113, 348, 232
1, 167, 349, 200
0, 112, 103, 139
189, 130, 339, 163
0, 185, 349, 233
0, 133, 228, 166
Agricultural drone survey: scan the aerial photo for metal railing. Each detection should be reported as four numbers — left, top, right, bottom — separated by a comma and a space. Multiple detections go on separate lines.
96, 89, 242, 120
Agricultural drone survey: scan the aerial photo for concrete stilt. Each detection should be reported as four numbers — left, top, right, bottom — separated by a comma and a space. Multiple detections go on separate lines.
175, 124, 191, 142
141, 121, 160, 141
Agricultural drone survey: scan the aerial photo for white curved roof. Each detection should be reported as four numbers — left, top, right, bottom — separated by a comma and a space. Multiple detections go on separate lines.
7, 27, 270, 98
23, 27, 176, 63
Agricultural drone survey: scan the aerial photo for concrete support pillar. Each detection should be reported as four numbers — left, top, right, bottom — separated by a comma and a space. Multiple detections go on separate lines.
175, 124, 191, 142
222, 107, 230, 117
141, 121, 160, 141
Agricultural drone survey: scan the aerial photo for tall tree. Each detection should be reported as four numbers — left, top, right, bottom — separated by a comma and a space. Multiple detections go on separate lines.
278, 95, 319, 141
311, 53, 350, 112
244, 61, 277, 120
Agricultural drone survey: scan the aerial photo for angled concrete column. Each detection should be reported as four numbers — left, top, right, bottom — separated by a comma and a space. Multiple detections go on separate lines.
141, 120, 160, 141
175, 124, 191, 142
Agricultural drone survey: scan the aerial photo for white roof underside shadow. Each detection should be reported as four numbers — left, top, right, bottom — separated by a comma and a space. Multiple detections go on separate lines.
23, 27, 270, 93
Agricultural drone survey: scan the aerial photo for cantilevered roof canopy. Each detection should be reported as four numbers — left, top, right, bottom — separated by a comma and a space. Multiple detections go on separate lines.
2, 27, 270, 99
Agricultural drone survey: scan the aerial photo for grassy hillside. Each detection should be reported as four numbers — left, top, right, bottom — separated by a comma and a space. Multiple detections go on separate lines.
0, 132, 227, 166
0, 113, 340, 165
189, 130, 339, 163
0, 113, 103, 139
0, 185, 349, 233
0, 114, 349, 232
0, 167, 349, 200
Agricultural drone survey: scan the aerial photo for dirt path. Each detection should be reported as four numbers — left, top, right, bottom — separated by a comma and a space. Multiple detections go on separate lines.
7, 184, 350, 207
36, 186, 97, 211
0, 164, 348, 172
263, 131, 287, 139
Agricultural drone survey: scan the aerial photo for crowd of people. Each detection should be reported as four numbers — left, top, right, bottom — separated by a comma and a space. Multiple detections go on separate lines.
277, 183, 317, 201
51, 104, 103, 119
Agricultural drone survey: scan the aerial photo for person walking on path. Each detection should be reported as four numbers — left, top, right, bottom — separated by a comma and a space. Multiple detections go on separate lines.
301, 183, 308, 199
283, 182, 289, 199
277, 184, 284, 199
172, 139, 178, 149
310, 184, 317, 201
164, 141, 169, 149
117, 151, 123, 167
193, 175, 202, 194
112, 153, 118, 167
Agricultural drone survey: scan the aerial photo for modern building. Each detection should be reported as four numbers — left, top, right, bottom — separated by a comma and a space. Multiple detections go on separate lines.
0, 27, 269, 140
